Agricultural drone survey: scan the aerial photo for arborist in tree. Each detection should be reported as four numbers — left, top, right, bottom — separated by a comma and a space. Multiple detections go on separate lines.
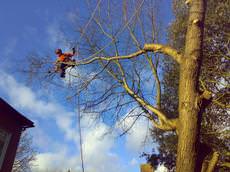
54, 48, 76, 78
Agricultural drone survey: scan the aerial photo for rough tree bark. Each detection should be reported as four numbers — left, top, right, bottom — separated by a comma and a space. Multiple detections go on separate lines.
49, 1, 207, 171
176, 0, 206, 172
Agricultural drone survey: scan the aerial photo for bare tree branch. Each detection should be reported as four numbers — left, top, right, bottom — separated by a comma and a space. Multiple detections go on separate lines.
115, 59, 178, 131
206, 152, 219, 172
72, 43, 182, 67
143, 44, 183, 64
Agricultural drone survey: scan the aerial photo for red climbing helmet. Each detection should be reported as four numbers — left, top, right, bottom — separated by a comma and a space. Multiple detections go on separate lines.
55, 48, 62, 55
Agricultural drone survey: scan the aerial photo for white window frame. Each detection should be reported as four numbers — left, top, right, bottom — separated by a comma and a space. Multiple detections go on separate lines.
0, 128, 11, 170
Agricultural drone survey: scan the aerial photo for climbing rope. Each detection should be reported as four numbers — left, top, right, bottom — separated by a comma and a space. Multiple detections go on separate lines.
75, 4, 103, 170
75, 4, 103, 169
77, 93, 85, 172
72, 2, 145, 172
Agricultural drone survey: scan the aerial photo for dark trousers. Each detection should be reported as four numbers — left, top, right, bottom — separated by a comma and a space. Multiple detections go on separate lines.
60, 63, 67, 78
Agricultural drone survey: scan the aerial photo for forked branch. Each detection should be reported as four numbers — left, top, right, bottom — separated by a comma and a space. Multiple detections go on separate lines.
115, 60, 178, 131
69, 43, 181, 131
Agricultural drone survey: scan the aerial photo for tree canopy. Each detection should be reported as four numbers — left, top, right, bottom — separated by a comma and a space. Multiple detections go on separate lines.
26, 0, 229, 171
145, 0, 229, 170
13, 132, 36, 172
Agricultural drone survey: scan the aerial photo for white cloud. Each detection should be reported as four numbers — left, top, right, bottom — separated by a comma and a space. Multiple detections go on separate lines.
0, 71, 156, 172
0, 38, 18, 70
32, 150, 81, 172
125, 118, 152, 152
0, 71, 129, 172
46, 23, 71, 50
130, 158, 138, 166
155, 164, 169, 172
31, 127, 53, 150
62, 67, 81, 85
0, 71, 77, 142
67, 11, 79, 24
116, 109, 154, 153
33, 149, 125, 172
32, 114, 127, 172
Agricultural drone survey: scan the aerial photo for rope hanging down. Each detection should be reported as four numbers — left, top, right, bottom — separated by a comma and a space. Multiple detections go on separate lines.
77, 93, 85, 172
70, 2, 145, 172
75, 3, 103, 170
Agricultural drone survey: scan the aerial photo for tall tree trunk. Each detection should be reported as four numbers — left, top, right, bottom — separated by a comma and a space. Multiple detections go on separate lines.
176, 0, 206, 172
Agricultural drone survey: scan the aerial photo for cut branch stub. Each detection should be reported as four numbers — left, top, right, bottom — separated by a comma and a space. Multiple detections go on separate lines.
143, 44, 183, 64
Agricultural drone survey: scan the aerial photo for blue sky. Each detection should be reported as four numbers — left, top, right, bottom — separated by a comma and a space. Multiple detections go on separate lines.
0, 1, 173, 172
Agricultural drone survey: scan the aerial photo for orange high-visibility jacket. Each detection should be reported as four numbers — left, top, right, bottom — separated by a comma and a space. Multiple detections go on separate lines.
57, 52, 74, 62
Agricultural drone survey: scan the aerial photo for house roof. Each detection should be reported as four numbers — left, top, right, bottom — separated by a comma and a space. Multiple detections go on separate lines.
0, 97, 34, 129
